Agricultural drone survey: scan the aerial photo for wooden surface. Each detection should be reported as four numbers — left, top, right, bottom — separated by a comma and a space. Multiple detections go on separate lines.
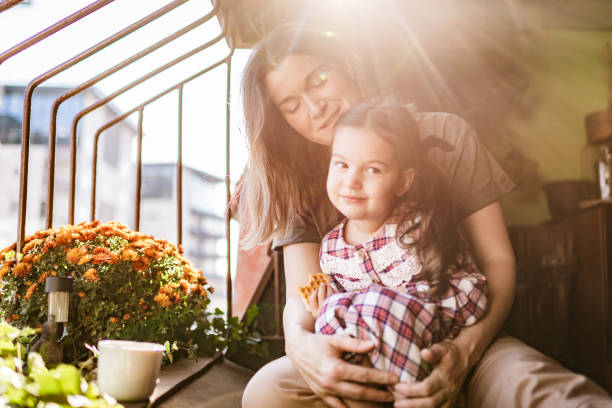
510, 203, 612, 393
122, 354, 221, 408
557, 205, 612, 392
506, 224, 576, 365
156, 358, 254, 408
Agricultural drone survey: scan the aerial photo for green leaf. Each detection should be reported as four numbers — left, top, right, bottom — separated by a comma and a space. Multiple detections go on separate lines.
246, 305, 259, 326
0, 321, 21, 340
85, 382, 100, 399
35, 372, 62, 397
0, 339, 16, 357
5, 386, 31, 406
19, 327, 37, 337
26, 352, 47, 377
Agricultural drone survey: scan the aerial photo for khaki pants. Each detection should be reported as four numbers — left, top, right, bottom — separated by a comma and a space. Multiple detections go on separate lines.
242, 335, 612, 408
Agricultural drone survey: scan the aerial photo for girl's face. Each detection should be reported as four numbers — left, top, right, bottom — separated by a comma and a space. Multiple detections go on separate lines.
265, 54, 360, 145
327, 126, 414, 228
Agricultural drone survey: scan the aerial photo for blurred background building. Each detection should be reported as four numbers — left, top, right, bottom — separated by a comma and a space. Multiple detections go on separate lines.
0, 85, 136, 248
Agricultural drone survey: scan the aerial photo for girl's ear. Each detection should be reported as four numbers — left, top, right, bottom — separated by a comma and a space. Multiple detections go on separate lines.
396, 168, 415, 197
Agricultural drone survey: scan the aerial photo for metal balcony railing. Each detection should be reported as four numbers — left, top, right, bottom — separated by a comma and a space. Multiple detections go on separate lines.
0, 0, 272, 324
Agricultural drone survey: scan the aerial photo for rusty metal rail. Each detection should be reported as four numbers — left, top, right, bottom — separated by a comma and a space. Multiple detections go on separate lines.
0, 0, 23, 14
0, 0, 115, 65
1, 0, 238, 319
47, 1, 219, 228
71, 27, 227, 225
14, 0, 188, 253
90, 51, 233, 233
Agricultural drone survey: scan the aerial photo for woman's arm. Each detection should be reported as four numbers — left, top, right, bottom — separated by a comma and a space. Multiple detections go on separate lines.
282, 242, 398, 408
394, 201, 516, 407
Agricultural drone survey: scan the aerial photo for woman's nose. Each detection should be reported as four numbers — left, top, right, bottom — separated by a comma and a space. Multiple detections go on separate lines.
304, 95, 325, 118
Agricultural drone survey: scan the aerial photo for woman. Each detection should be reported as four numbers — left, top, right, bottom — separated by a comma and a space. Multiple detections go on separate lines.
239, 24, 611, 408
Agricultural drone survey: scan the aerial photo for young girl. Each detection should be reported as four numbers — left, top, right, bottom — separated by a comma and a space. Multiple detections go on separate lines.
309, 102, 488, 385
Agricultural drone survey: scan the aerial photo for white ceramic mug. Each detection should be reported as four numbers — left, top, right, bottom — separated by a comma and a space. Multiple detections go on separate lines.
97, 340, 165, 401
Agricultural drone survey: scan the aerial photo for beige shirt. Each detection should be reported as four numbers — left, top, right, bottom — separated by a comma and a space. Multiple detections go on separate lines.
273, 111, 515, 249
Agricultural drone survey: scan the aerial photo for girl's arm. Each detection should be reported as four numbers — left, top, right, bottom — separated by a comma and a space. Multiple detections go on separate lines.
394, 201, 516, 407
282, 242, 398, 408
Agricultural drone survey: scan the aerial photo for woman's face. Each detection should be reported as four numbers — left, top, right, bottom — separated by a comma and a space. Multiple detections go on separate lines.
265, 54, 361, 145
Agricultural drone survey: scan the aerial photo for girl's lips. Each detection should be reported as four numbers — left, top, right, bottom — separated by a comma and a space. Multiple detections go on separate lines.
340, 195, 366, 203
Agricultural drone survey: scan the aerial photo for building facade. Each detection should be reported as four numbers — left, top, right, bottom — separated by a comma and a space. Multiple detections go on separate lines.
0, 85, 136, 248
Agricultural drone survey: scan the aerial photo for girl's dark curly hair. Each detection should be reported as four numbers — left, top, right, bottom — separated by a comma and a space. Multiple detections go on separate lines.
334, 102, 467, 296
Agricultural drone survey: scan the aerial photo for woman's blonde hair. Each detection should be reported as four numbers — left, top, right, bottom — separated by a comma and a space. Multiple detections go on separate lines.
239, 24, 376, 248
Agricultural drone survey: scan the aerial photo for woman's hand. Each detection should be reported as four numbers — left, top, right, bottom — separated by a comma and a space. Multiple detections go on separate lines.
393, 340, 469, 408
285, 320, 399, 408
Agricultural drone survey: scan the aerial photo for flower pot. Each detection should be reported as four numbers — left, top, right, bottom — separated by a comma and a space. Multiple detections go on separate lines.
542, 180, 599, 220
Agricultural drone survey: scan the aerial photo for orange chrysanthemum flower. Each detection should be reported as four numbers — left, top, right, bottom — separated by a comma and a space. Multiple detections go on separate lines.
93, 247, 111, 256
12, 262, 31, 278
22, 238, 43, 254
109, 316, 119, 324
133, 257, 150, 272
66, 246, 89, 264
154, 293, 172, 308
54, 232, 72, 247
77, 254, 93, 265
179, 279, 191, 295
123, 313, 130, 320
144, 247, 161, 260
121, 249, 139, 262
84, 268, 98, 283
24, 283, 38, 300
91, 253, 111, 264
7, 314, 20, 322
0, 262, 10, 280
78, 291, 86, 298
108, 252, 120, 265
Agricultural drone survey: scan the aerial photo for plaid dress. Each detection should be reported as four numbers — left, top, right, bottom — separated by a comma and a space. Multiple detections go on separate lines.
315, 215, 487, 382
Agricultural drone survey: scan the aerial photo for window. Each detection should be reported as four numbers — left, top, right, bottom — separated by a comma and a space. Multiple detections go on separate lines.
141, 165, 173, 199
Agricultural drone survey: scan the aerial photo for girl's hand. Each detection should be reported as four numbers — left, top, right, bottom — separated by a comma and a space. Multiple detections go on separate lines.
308, 282, 334, 319
286, 330, 399, 408
392, 340, 469, 408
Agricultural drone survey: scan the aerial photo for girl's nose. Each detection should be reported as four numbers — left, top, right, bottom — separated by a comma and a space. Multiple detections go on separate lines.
343, 169, 361, 189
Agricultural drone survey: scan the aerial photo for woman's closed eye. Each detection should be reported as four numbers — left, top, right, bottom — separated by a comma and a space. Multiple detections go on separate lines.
309, 67, 329, 89
281, 99, 300, 114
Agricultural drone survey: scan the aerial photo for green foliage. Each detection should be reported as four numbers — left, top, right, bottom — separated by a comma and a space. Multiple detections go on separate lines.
0, 221, 265, 365
162, 304, 266, 365
0, 321, 121, 407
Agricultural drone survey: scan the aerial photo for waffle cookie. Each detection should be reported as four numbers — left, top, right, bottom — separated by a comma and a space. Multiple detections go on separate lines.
297, 273, 331, 312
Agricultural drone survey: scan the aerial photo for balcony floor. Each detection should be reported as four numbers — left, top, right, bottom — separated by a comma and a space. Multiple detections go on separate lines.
157, 358, 254, 408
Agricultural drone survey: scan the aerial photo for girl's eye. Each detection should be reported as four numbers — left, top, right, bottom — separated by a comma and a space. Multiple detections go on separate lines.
366, 167, 381, 174
333, 161, 347, 169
